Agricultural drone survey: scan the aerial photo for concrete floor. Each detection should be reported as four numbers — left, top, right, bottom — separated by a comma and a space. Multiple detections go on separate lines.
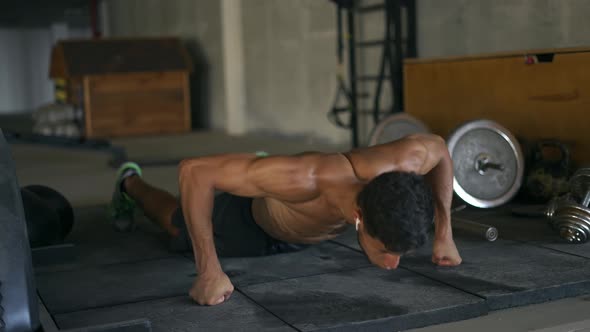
10, 131, 346, 207
7, 130, 590, 331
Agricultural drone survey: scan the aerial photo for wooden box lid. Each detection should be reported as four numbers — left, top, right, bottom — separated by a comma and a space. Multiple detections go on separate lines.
50, 37, 193, 78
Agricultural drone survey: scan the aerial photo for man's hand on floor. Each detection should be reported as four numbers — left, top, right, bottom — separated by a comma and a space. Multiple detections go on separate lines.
189, 270, 234, 306
431, 237, 462, 267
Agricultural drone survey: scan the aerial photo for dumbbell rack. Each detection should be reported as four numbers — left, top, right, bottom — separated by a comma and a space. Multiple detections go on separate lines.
328, 0, 417, 147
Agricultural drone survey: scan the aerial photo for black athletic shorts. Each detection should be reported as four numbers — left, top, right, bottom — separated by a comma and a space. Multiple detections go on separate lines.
171, 193, 308, 257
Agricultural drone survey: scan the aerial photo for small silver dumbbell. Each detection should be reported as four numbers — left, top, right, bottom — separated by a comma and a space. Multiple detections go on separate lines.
545, 194, 572, 219
546, 168, 590, 243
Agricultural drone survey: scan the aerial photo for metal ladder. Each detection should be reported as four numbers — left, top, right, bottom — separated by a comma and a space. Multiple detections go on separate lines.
329, 0, 417, 147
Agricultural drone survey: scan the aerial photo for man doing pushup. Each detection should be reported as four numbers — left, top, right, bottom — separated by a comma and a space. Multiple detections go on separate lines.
109, 134, 462, 306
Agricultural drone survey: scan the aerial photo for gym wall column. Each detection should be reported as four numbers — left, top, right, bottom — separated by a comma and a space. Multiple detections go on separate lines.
0, 29, 29, 113
221, 0, 247, 135
98, 0, 110, 37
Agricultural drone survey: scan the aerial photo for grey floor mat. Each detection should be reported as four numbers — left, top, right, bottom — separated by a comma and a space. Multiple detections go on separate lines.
332, 225, 590, 310
216, 241, 371, 287
35, 202, 590, 330
36, 256, 195, 314
35, 206, 174, 274
330, 226, 489, 253
455, 206, 590, 258
55, 293, 295, 332
401, 238, 590, 310
241, 267, 487, 332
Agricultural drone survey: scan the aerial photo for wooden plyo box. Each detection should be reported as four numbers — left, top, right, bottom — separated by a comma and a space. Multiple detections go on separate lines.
50, 38, 192, 138
404, 46, 590, 165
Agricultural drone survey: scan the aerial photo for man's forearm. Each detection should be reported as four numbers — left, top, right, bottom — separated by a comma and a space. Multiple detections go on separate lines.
179, 163, 222, 275
186, 189, 221, 274
425, 149, 454, 240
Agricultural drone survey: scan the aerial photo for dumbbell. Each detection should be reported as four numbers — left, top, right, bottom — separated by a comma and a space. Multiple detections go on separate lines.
545, 193, 574, 220
21, 185, 74, 247
546, 168, 590, 243
570, 168, 590, 207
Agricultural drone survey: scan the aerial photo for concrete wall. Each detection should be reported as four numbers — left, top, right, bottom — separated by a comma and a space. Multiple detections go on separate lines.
417, 0, 590, 58
354, 0, 590, 144
0, 26, 90, 114
105, 0, 225, 130
241, 0, 590, 146
104, 0, 350, 143
241, 0, 350, 144
103, 0, 590, 145
0, 29, 31, 113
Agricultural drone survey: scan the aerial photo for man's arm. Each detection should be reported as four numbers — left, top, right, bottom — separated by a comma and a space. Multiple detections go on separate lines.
414, 135, 462, 266
347, 134, 461, 266
418, 136, 453, 240
178, 153, 319, 305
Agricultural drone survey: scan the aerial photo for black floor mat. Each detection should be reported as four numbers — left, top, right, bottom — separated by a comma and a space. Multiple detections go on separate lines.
36, 204, 590, 331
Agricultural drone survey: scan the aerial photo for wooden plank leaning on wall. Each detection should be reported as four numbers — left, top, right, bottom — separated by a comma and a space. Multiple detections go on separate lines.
404, 47, 590, 166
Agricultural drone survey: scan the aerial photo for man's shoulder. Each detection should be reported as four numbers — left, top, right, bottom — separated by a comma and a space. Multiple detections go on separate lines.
345, 136, 433, 180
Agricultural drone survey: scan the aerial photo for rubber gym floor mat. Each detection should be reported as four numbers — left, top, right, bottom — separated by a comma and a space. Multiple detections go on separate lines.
38, 241, 368, 316
329, 226, 491, 254
400, 238, 590, 310
213, 241, 372, 288
455, 206, 590, 259
327, 227, 360, 251
55, 294, 296, 332
34, 205, 175, 274
240, 267, 487, 332
36, 256, 195, 314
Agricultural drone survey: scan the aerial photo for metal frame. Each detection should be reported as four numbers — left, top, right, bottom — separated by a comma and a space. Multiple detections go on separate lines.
329, 0, 417, 148
0, 129, 40, 332
347, 6, 359, 147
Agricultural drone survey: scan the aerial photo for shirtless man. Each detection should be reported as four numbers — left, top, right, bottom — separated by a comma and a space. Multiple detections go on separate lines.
109, 134, 462, 306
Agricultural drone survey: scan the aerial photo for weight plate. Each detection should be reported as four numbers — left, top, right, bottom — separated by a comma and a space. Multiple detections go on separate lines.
552, 202, 590, 243
368, 113, 429, 146
447, 120, 524, 208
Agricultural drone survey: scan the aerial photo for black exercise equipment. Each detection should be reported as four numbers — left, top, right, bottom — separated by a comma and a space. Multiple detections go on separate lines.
0, 129, 39, 332
0, 128, 152, 331
20, 188, 63, 248
523, 139, 571, 203
23, 184, 75, 240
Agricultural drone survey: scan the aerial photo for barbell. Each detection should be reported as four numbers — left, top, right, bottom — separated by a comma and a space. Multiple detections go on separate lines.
369, 116, 525, 209
447, 120, 525, 209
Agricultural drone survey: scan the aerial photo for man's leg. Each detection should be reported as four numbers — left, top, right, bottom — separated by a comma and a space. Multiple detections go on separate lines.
110, 162, 180, 236
123, 175, 180, 237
